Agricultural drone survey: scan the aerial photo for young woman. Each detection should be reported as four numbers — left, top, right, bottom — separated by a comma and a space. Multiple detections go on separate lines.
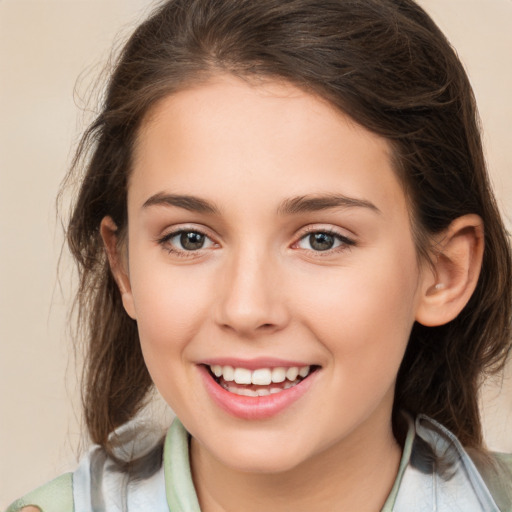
8, 0, 512, 510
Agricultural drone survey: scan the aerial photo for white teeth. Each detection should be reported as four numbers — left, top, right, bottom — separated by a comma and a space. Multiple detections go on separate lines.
209, 364, 314, 385
299, 366, 310, 378
236, 388, 259, 397
252, 368, 272, 385
223, 365, 235, 382
271, 367, 287, 383
286, 367, 299, 381
221, 381, 303, 396
233, 367, 252, 385
211, 365, 223, 377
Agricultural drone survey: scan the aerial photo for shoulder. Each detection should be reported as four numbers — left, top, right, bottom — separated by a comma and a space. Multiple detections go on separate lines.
415, 415, 512, 511
494, 452, 512, 473
390, 414, 512, 512
474, 451, 512, 512
4, 473, 73, 512
5, 422, 169, 512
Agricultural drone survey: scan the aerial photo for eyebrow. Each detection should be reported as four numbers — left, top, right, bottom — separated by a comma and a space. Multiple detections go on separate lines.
142, 193, 220, 214
277, 194, 381, 215
142, 192, 380, 216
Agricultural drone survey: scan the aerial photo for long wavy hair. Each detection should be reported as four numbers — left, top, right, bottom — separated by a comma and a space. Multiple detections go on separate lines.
65, 0, 511, 457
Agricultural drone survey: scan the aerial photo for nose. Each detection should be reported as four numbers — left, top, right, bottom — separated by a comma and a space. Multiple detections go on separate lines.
214, 247, 290, 337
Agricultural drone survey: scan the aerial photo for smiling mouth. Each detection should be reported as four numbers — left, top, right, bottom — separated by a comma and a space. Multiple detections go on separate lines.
206, 364, 320, 397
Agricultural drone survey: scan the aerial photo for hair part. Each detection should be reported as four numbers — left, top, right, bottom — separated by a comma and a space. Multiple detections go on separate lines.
65, 0, 511, 456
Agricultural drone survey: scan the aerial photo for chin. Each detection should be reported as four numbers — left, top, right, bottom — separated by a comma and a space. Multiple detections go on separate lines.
224, 450, 307, 474
204, 432, 314, 474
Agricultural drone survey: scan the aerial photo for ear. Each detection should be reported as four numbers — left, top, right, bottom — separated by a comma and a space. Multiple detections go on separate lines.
415, 214, 484, 327
100, 216, 137, 319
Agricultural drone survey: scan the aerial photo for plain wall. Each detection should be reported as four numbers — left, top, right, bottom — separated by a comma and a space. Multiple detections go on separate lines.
1, 0, 511, 506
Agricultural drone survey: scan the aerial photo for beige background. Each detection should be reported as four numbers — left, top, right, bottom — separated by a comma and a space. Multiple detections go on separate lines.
1, 0, 511, 507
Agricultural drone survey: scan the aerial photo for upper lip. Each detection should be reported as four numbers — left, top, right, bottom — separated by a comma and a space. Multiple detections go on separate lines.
200, 357, 317, 370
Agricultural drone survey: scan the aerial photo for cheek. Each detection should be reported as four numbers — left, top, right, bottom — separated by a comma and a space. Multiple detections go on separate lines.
127, 252, 214, 367
127, 262, 215, 411
296, 250, 420, 422
299, 247, 419, 362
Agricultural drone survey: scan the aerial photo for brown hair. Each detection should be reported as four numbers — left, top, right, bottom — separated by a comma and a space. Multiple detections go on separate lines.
66, 0, 511, 454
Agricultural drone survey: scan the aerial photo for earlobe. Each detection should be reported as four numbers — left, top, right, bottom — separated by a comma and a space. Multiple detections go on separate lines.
415, 214, 484, 327
100, 216, 137, 320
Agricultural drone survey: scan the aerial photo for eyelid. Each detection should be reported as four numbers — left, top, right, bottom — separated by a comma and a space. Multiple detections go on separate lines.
156, 224, 219, 257
155, 223, 356, 257
292, 225, 356, 252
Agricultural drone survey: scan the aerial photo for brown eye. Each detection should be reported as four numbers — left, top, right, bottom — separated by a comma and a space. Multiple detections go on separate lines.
180, 231, 206, 250
162, 230, 215, 252
296, 230, 355, 253
308, 233, 335, 251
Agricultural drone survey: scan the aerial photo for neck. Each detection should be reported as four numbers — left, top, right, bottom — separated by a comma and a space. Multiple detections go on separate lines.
190, 409, 402, 512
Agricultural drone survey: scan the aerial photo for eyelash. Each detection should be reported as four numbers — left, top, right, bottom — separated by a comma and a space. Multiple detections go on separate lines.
157, 227, 356, 258
293, 227, 356, 255
157, 228, 218, 258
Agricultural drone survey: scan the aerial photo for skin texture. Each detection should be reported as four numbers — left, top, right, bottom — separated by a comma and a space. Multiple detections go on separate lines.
102, 75, 484, 512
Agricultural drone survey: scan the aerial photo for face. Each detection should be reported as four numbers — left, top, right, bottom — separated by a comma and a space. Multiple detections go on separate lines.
117, 75, 427, 473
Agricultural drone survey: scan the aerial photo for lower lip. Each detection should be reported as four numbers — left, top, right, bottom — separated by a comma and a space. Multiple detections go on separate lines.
198, 365, 317, 420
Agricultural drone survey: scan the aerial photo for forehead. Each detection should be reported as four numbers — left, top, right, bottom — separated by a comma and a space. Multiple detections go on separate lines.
129, 75, 406, 219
